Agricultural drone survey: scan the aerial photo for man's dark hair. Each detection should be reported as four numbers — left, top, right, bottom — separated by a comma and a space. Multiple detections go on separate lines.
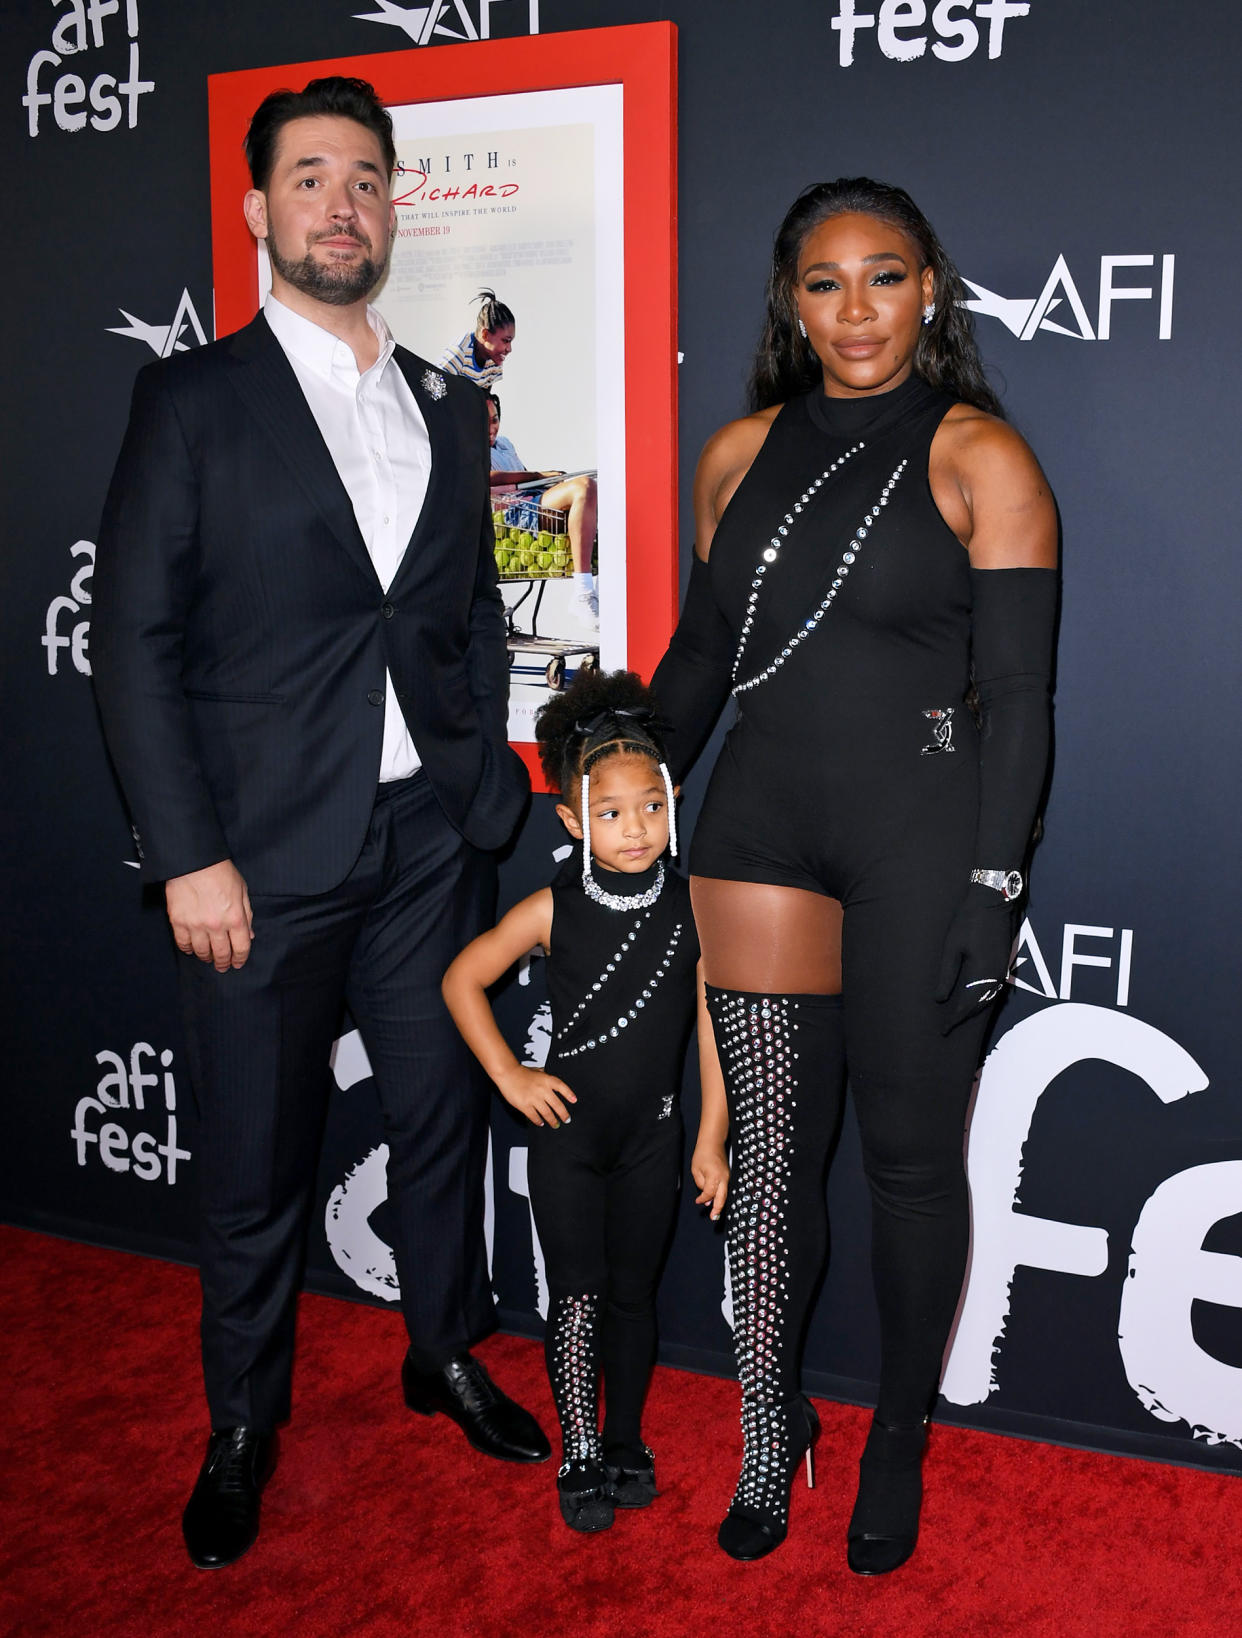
486, 392, 502, 421
244, 76, 396, 193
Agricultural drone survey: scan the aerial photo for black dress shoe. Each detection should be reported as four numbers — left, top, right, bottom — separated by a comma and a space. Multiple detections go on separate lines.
181, 1427, 277, 1570
603, 1443, 657, 1509
557, 1460, 615, 1533
402, 1350, 551, 1463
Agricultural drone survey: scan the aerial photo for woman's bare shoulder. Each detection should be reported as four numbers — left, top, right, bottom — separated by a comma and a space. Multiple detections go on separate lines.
934, 401, 1045, 480
700, 405, 782, 469
931, 402, 1056, 566
693, 406, 782, 559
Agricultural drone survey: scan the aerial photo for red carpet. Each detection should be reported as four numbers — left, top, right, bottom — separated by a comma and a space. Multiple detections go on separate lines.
2, 1224, 1237, 1638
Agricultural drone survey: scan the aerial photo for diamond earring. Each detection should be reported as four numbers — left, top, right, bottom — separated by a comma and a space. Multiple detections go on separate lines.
797, 317, 808, 339
922, 303, 935, 326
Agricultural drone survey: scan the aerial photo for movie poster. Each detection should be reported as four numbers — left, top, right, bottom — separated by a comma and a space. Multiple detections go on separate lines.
382, 86, 625, 742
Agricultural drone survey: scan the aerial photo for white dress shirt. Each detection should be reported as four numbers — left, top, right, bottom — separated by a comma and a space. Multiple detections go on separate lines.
264, 293, 431, 781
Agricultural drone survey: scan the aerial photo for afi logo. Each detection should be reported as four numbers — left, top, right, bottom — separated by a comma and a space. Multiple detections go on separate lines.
964, 254, 1175, 341
70, 1041, 191, 1186
942, 1004, 1242, 1450
353, 0, 539, 45
832, 0, 1030, 66
107, 287, 209, 358
23, 0, 154, 137
44, 541, 94, 676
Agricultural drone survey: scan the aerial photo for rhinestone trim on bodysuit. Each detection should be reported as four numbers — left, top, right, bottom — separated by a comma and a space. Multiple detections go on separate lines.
708, 992, 802, 1524
732, 459, 910, 696
730, 442, 863, 687
558, 923, 685, 1059
554, 909, 655, 1042
547, 1291, 602, 1470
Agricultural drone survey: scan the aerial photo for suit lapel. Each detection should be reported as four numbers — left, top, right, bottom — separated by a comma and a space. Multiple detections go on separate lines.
387, 351, 461, 596
224, 315, 379, 587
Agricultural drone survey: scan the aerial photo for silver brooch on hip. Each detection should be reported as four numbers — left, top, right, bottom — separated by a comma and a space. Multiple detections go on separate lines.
421, 368, 446, 400
920, 706, 956, 755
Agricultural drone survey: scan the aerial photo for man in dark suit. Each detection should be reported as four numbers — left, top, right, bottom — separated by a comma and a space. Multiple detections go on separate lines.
91, 76, 548, 1571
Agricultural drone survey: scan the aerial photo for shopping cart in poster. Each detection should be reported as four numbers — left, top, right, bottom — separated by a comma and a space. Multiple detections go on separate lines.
494, 473, 599, 691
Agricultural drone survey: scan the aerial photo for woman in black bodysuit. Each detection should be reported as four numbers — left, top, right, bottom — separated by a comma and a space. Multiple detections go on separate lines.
653, 179, 1058, 1572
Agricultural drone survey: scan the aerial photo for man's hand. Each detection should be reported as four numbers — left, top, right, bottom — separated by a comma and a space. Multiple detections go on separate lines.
165, 860, 254, 972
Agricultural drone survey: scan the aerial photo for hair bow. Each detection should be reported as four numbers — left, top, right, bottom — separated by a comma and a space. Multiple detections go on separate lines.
574, 705, 655, 738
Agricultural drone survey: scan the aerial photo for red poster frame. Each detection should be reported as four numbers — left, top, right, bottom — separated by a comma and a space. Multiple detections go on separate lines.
207, 23, 678, 793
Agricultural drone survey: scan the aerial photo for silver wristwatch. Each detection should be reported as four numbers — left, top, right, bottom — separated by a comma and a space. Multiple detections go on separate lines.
970, 868, 1024, 902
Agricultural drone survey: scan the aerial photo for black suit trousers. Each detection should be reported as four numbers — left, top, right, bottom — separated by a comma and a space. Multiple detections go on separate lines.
178, 772, 496, 1430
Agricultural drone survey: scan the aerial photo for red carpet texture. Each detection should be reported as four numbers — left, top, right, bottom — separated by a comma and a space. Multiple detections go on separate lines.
2, 1224, 1238, 1638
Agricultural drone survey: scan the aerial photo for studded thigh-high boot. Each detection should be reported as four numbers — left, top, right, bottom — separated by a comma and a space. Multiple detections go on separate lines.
545, 1290, 614, 1533
705, 988, 847, 1560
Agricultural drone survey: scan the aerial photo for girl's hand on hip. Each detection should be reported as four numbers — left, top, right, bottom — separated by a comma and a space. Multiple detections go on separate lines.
495, 1065, 577, 1128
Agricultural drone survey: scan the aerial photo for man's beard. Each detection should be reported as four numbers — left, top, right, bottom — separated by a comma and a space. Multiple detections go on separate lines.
267, 227, 385, 307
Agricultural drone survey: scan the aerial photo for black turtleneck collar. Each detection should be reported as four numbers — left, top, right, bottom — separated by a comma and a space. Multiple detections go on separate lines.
806, 369, 938, 440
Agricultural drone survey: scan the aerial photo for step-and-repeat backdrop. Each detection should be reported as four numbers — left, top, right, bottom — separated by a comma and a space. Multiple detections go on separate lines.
7, 0, 1240, 1471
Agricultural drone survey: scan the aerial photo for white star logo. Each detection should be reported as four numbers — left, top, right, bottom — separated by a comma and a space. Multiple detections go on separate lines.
961, 279, 1045, 339
107, 288, 209, 358
354, 0, 479, 45
962, 256, 1097, 342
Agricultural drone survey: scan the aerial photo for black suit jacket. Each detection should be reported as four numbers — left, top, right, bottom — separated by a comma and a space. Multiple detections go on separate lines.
92, 312, 528, 895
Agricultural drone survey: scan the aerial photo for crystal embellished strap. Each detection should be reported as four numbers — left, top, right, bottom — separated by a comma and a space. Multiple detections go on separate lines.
554, 909, 654, 1042
733, 458, 909, 696
558, 922, 684, 1059
731, 442, 864, 686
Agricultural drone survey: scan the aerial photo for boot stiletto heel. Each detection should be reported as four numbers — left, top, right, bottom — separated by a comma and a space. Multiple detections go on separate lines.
717, 1395, 820, 1561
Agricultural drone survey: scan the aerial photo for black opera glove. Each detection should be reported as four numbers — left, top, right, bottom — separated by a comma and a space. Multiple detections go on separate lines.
650, 554, 735, 782
934, 883, 1018, 1033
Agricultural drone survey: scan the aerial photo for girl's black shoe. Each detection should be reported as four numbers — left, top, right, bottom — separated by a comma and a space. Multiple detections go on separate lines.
846, 1417, 929, 1575
557, 1460, 615, 1533
603, 1444, 657, 1509
717, 1395, 820, 1561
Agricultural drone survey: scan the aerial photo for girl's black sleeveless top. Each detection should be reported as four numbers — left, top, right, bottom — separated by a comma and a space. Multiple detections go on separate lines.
544, 848, 698, 1108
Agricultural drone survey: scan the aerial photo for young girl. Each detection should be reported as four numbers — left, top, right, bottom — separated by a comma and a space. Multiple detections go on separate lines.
439, 288, 515, 389
443, 670, 729, 1533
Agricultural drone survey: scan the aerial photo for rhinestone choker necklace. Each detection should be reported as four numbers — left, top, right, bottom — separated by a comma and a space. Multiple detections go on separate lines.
583, 858, 665, 912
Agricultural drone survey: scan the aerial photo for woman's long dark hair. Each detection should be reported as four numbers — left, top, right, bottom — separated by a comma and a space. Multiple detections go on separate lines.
748, 178, 1003, 419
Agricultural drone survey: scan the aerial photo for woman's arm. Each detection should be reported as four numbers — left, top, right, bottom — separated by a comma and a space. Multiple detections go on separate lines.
931, 414, 1059, 1029
650, 411, 777, 779
690, 963, 730, 1220
442, 888, 577, 1127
